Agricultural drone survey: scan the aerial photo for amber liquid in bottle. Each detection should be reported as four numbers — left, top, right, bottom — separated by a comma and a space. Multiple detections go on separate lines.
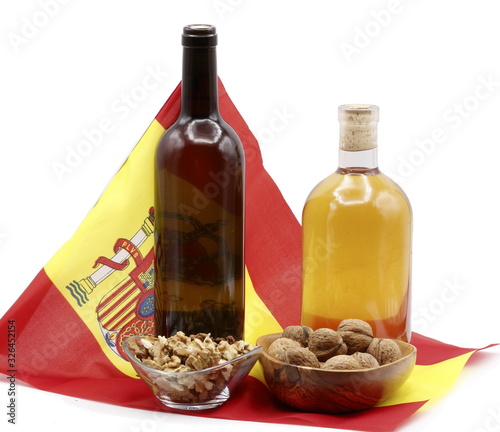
154, 25, 245, 339
301, 105, 412, 341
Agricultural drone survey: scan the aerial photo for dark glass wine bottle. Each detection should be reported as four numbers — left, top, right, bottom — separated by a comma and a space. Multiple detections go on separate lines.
154, 25, 245, 340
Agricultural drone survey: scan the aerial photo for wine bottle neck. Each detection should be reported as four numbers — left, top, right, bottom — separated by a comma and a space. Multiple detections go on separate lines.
180, 46, 220, 119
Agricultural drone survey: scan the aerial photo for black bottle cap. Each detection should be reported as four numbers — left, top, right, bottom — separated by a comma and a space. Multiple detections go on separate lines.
182, 24, 218, 47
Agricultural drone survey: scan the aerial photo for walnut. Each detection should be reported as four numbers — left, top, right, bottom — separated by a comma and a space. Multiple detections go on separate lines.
308, 328, 347, 361
366, 338, 402, 365
284, 347, 321, 368
166, 355, 181, 369
337, 319, 374, 354
218, 341, 241, 361
185, 347, 221, 371
351, 351, 379, 369
126, 336, 149, 359
322, 355, 360, 370
282, 325, 313, 347
268, 337, 301, 362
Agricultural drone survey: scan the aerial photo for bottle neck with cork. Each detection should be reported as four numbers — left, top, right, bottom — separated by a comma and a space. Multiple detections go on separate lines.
337, 104, 379, 174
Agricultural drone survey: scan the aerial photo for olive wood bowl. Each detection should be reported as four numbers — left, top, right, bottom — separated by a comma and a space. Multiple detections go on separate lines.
257, 333, 416, 414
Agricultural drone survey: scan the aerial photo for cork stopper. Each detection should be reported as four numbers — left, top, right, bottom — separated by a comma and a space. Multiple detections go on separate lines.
338, 104, 379, 151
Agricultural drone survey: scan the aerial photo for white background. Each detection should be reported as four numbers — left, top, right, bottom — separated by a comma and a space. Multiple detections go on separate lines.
1, 1, 500, 431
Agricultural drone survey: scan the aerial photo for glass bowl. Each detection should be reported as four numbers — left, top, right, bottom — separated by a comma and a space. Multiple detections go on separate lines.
123, 335, 262, 410
257, 333, 416, 413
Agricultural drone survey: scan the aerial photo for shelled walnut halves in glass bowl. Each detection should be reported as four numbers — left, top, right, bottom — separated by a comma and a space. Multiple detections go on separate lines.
124, 332, 262, 411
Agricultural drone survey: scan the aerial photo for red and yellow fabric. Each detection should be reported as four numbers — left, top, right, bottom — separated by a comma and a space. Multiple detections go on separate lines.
0, 81, 496, 432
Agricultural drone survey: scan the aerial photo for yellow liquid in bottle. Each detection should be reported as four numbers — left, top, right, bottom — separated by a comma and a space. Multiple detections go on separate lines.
301, 168, 412, 340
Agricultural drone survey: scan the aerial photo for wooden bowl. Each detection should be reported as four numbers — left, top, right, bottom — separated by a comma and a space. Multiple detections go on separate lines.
256, 333, 416, 414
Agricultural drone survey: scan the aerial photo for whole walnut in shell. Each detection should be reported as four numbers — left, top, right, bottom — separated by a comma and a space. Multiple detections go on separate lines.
367, 338, 402, 365
308, 328, 347, 361
322, 355, 360, 370
282, 325, 313, 347
268, 337, 301, 362
351, 352, 379, 369
284, 347, 321, 368
337, 319, 374, 354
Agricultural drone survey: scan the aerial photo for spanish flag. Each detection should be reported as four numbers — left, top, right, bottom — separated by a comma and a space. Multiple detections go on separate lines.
0, 81, 495, 432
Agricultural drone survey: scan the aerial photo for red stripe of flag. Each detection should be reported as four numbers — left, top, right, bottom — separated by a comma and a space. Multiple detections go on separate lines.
1, 269, 119, 383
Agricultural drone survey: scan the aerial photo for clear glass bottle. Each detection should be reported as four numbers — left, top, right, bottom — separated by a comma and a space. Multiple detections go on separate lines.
154, 25, 245, 339
301, 105, 412, 341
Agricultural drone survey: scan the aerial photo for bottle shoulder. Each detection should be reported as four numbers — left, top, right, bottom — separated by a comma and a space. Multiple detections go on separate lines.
156, 116, 244, 163
305, 170, 412, 212
159, 117, 234, 143
308, 170, 403, 194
